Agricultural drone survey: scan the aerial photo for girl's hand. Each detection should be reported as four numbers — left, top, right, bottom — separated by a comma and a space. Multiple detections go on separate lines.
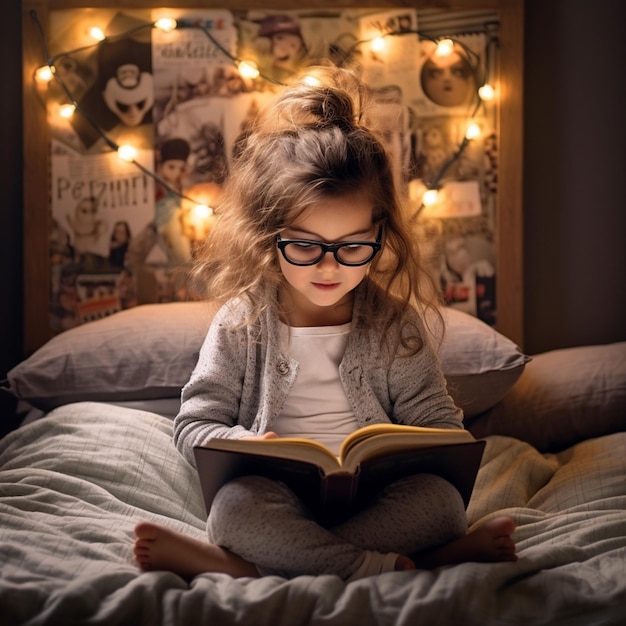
242, 431, 280, 441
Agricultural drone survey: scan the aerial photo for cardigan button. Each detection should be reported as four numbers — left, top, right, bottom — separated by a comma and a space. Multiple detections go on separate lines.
276, 360, 290, 375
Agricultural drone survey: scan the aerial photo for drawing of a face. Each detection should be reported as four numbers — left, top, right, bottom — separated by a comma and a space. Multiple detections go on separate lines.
257, 14, 307, 73
421, 50, 474, 107
102, 63, 154, 127
159, 159, 187, 186
445, 236, 472, 276
112, 221, 130, 244
73, 197, 98, 235
271, 32, 305, 67
54, 55, 92, 99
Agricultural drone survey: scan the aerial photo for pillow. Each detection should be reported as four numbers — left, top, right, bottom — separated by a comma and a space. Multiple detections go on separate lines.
467, 342, 626, 452
434, 307, 529, 417
3, 302, 528, 417
3, 302, 218, 410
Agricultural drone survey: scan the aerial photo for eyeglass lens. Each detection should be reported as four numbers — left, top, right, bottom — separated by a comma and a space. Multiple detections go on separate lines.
282, 241, 376, 265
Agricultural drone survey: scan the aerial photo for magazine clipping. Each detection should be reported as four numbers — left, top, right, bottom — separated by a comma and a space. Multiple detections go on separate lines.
45, 8, 498, 332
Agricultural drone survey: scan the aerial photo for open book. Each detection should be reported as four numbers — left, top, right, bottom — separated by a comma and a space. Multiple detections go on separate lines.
194, 423, 485, 526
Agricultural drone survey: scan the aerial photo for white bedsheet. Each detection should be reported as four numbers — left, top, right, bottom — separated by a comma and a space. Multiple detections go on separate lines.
1, 402, 625, 625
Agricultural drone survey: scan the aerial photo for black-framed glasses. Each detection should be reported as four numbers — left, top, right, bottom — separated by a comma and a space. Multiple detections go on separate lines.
276, 226, 382, 267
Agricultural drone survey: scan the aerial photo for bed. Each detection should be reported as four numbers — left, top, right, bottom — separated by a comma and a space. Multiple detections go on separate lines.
1, 302, 625, 625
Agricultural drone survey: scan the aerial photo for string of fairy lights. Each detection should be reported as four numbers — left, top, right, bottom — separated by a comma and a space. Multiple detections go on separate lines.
30, 9, 499, 222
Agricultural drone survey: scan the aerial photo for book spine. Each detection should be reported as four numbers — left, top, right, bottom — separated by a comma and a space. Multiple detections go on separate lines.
318, 471, 359, 527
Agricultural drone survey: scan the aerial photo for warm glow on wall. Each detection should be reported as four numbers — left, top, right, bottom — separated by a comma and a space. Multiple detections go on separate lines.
31, 11, 499, 214
370, 36, 386, 53
237, 60, 260, 79
478, 83, 495, 101
434, 38, 454, 57
35, 65, 54, 83
89, 26, 105, 41
422, 189, 439, 206
117, 144, 137, 162
302, 74, 322, 87
465, 123, 481, 140
181, 182, 221, 243
154, 17, 177, 32
58, 103, 76, 119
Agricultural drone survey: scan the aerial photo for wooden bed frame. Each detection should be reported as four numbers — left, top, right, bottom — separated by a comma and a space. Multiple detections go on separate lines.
21, 0, 524, 354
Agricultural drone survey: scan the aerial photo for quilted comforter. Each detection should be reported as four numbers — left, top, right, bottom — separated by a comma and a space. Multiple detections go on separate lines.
1, 402, 625, 625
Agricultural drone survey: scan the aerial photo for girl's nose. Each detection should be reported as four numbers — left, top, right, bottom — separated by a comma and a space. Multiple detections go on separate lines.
317, 250, 340, 270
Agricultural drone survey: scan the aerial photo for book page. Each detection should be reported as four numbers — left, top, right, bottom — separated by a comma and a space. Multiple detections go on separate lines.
204, 436, 341, 474
339, 423, 474, 462
201, 424, 475, 476
340, 424, 475, 471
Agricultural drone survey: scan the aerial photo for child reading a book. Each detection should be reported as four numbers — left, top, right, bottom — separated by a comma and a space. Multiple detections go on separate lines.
134, 66, 516, 581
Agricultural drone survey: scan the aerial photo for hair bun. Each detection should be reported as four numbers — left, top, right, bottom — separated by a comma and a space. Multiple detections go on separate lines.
249, 66, 367, 136
317, 87, 355, 131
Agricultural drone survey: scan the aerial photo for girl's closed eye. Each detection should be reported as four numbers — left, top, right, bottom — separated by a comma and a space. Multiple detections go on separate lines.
343, 243, 367, 254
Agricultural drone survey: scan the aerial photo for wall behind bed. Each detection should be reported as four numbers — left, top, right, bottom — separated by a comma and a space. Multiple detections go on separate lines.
522, 0, 626, 354
1, 0, 625, 384
18, 0, 525, 352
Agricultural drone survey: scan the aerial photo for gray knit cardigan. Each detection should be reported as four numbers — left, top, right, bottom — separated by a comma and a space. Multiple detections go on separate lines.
173, 284, 463, 466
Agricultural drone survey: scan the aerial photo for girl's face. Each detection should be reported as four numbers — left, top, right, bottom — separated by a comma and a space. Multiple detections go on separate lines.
277, 192, 377, 326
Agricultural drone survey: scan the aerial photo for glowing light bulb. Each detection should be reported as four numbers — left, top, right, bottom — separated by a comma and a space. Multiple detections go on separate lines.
192, 204, 213, 222
302, 74, 322, 87
435, 39, 454, 57
478, 83, 495, 101
370, 36, 386, 53
35, 65, 54, 83
465, 123, 481, 140
423, 189, 439, 206
237, 60, 259, 79
183, 183, 221, 242
89, 27, 105, 41
154, 17, 177, 32
59, 104, 76, 119
117, 145, 137, 162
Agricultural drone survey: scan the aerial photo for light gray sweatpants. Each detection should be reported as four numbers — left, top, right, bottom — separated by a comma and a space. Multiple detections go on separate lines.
206, 473, 466, 580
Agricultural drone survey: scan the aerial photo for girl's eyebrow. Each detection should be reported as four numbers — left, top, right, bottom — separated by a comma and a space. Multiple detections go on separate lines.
285, 226, 375, 240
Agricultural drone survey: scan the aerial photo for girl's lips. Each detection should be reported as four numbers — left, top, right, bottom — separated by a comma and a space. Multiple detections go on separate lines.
312, 282, 340, 290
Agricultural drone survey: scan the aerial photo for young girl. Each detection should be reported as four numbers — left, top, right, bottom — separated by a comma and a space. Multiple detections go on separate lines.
134, 67, 516, 581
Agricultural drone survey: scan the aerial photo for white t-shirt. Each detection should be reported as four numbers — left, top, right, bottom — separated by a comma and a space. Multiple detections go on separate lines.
273, 323, 359, 455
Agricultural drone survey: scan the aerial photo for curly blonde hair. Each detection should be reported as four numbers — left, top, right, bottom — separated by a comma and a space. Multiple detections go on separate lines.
189, 66, 440, 342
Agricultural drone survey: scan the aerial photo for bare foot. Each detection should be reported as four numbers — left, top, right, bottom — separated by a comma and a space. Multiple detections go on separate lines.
133, 521, 259, 579
412, 516, 517, 569
394, 554, 416, 571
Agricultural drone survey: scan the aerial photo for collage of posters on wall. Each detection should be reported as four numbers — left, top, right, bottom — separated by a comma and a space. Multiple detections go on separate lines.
45, 7, 499, 333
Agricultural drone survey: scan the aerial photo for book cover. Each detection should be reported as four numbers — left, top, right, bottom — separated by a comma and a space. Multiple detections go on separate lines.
193, 425, 485, 526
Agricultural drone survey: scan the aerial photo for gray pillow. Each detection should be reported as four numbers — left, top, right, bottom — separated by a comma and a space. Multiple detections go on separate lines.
4, 302, 528, 417
467, 342, 626, 451
436, 307, 530, 416
4, 302, 217, 409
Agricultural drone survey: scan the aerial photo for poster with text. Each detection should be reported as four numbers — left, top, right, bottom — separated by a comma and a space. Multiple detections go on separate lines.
45, 7, 500, 331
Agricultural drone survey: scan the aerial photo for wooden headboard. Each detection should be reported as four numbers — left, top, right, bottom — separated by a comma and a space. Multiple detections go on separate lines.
21, 0, 523, 354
